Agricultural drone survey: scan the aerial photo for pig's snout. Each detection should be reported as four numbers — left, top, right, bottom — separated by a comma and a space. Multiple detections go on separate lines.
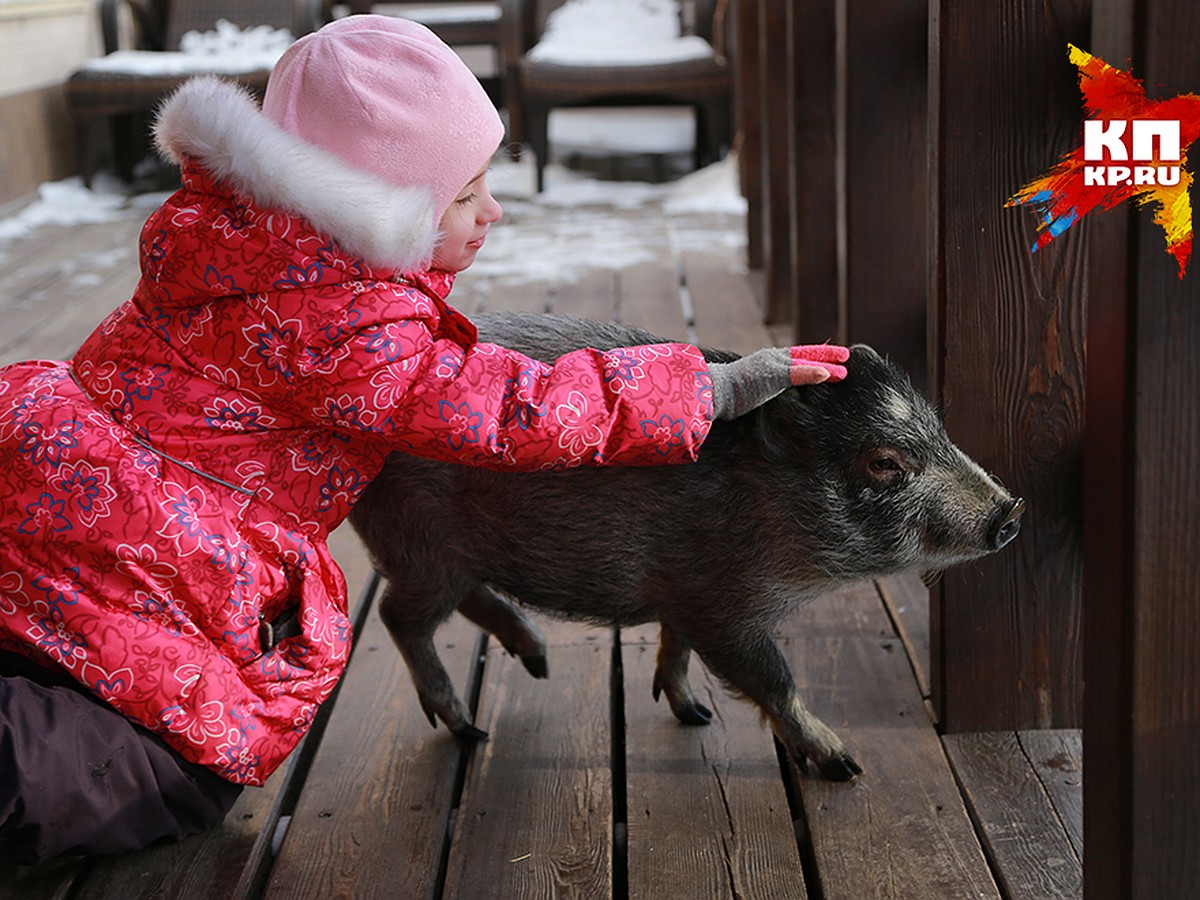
988, 497, 1026, 551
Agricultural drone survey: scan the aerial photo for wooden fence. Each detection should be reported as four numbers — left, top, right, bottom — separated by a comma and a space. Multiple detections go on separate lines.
734, 1, 1199, 897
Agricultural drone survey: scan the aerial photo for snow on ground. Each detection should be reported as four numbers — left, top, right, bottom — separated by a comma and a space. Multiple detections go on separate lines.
0, 154, 746, 291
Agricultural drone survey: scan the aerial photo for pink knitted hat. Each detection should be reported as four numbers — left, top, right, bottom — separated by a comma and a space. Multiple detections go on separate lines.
262, 15, 504, 221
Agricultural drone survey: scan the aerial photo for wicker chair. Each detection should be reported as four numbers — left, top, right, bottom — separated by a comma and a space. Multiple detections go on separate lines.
65, 0, 328, 186
499, 0, 731, 191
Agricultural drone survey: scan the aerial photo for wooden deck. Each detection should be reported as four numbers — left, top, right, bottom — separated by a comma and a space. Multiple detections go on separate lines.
0, 171, 1081, 899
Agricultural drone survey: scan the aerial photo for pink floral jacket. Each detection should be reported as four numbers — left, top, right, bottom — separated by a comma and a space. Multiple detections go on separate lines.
0, 81, 713, 785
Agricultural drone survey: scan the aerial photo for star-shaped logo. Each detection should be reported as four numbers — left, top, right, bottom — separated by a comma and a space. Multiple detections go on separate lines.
1007, 44, 1200, 278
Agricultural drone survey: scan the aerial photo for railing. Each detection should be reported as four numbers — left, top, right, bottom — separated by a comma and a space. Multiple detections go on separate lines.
733, 2, 1200, 897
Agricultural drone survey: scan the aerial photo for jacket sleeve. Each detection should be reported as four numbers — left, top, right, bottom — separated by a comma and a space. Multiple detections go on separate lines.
289, 284, 715, 470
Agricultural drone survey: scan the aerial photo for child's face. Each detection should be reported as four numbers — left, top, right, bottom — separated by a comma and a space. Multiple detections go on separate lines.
432, 167, 503, 273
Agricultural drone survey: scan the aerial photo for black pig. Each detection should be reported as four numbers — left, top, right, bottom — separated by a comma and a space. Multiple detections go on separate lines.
350, 312, 1024, 780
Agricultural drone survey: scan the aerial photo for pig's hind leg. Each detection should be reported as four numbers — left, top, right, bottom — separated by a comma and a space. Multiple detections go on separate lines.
377, 581, 487, 741
690, 628, 863, 781
457, 583, 548, 679
652, 624, 714, 725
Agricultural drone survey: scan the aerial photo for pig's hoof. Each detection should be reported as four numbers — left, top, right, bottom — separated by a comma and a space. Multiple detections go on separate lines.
452, 723, 489, 742
674, 702, 714, 726
817, 754, 863, 782
521, 653, 548, 679
417, 695, 439, 729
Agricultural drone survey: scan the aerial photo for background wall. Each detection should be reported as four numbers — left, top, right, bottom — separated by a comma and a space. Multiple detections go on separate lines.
0, 0, 100, 208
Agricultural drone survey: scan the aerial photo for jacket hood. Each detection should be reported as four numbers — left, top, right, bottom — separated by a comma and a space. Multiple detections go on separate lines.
154, 76, 440, 273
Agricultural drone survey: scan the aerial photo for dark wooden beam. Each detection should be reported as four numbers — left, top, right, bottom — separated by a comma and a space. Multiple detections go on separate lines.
928, 0, 1087, 732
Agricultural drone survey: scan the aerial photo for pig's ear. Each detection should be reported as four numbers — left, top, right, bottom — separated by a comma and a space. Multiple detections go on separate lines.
754, 388, 820, 465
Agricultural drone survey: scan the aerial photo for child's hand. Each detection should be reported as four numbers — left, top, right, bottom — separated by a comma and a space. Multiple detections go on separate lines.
788, 344, 850, 385
709, 344, 850, 420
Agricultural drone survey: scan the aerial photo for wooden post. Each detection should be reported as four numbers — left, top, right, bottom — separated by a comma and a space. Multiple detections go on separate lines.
841, 0, 928, 385
927, 0, 1086, 732
786, 0, 839, 341
732, 0, 764, 271
757, 0, 793, 324
1084, 2, 1200, 895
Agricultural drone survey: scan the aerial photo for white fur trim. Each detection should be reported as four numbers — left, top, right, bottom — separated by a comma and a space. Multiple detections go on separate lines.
154, 76, 439, 272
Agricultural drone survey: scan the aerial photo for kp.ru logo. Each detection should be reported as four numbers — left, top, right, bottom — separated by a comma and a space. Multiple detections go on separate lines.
1082, 119, 1181, 187
1007, 44, 1200, 278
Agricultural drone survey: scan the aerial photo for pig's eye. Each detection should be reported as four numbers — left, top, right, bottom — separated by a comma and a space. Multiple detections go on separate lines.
862, 449, 910, 488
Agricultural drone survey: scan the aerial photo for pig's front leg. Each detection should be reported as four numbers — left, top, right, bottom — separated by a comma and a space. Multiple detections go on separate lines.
691, 628, 863, 781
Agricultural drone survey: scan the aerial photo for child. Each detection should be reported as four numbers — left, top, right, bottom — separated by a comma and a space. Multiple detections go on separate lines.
0, 15, 848, 862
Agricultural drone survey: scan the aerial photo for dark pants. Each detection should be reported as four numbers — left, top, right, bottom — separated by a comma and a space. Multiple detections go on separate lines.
0, 654, 243, 864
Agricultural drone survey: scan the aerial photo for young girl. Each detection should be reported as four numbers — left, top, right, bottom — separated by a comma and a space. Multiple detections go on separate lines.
0, 15, 847, 862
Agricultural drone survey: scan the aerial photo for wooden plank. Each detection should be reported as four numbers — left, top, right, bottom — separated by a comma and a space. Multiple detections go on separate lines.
1121, 8, 1200, 897
778, 583, 1000, 899
439, 628, 609, 900
1079, 10, 1136, 897
261, 609, 482, 900
621, 625, 809, 900
1019, 730, 1082, 861
617, 259, 687, 341
0, 216, 144, 365
550, 266, 617, 322
943, 731, 1082, 899
441, 635, 614, 898
928, 0, 1087, 732
0, 858, 82, 900
682, 245, 773, 355
1086, 5, 1200, 896
875, 572, 931, 705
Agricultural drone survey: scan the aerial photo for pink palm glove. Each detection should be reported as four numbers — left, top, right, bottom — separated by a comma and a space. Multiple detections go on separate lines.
709, 344, 850, 420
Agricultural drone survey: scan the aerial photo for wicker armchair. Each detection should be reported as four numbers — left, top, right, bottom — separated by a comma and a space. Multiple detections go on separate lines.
499, 0, 731, 191
65, 0, 328, 186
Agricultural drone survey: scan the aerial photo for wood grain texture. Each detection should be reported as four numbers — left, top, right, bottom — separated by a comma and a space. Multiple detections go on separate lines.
780, 584, 999, 899
684, 245, 773, 355
621, 626, 808, 900
928, 0, 1087, 732
1083, 4, 1200, 896
260, 610, 481, 900
442, 640, 614, 898
0, 216, 144, 365
618, 258, 688, 341
875, 573, 932, 706
1020, 729, 1082, 861
943, 731, 1081, 899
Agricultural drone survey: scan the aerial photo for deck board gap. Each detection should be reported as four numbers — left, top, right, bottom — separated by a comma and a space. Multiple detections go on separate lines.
611, 627, 629, 900
432, 627, 492, 900
777, 740, 826, 900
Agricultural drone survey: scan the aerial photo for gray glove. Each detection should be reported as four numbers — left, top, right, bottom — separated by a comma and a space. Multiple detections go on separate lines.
709, 344, 850, 420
